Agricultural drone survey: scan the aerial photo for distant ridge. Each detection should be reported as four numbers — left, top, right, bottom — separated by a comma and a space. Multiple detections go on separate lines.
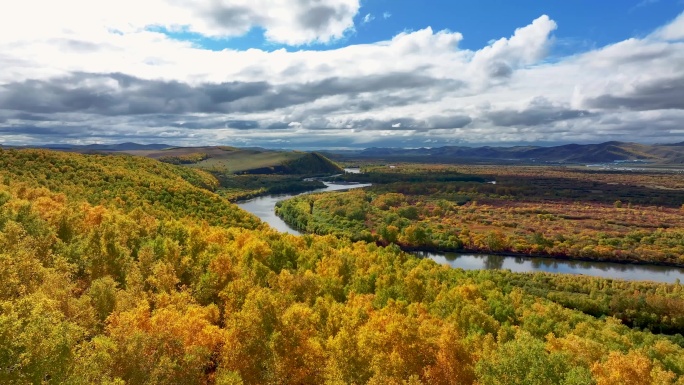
10, 141, 684, 165
56, 144, 344, 175
328, 141, 684, 164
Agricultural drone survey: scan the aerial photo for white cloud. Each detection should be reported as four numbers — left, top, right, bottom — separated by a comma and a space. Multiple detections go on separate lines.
0, 0, 361, 46
652, 12, 684, 41
0, 7, 683, 148
363, 13, 375, 24
470, 15, 557, 81
383, 12, 392, 19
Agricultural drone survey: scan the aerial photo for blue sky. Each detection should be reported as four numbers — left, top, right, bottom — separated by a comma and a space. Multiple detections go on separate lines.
185, 0, 682, 54
0, 0, 683, 148
362, 0, 681, 49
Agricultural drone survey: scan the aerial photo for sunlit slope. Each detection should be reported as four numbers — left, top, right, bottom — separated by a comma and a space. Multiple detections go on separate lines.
126, 146, 343, 174
0, 148, 260, 228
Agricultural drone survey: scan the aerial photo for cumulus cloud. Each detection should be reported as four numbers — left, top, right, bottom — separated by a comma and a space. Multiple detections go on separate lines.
568, 37, 684, 113
583, 76, 684, 111
652, 12, 684, 41
485, 97, 591, 127
470, 15, 557, 80
0, 71, 456, 116
0, 6, 683, 148
0, 0, 361, 45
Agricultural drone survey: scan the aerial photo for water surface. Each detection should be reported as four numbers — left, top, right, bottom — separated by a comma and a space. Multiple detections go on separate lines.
237, 182, 371, 235
420, 252, 684, 284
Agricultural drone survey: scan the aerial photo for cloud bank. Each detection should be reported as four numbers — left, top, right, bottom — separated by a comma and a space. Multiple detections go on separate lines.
0, 1, 683, 148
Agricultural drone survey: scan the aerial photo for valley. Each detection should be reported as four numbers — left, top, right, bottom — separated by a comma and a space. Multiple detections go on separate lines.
1, 145, 684, 384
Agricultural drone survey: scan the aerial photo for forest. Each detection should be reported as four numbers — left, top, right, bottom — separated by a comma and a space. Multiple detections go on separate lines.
2, 148, 684, 384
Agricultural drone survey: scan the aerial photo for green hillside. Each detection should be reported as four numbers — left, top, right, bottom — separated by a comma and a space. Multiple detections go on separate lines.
260, 151, 343, 175
124, 146, 342, 175
123, 147, 344, 200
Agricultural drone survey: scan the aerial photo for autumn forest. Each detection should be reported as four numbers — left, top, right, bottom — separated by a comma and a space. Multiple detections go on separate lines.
2, 147, 684, 385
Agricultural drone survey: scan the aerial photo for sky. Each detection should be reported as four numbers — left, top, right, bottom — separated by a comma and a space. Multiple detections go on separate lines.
0, 0, 683, 149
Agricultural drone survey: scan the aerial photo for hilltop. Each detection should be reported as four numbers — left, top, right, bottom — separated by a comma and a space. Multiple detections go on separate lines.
125, 146, 343, 200
120, 146, 343, 175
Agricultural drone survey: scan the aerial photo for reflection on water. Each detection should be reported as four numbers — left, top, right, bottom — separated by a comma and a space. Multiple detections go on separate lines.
484, 254, 505, 270
422, 252, 684, 283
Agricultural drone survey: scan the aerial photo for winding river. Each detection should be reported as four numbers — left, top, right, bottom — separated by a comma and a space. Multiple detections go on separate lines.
238, 183, 684, 283
237, 182, 371, 235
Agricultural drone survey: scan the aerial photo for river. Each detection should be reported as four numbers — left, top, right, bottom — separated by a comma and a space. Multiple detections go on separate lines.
237, 184, 684, 283
237, 181, 372, 235
419, 252, 684, 283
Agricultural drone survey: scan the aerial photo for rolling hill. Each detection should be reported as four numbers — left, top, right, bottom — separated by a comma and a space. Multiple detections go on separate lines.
121, 146, 343, 175
0, 148, 260, 229
3, 144, 344, 175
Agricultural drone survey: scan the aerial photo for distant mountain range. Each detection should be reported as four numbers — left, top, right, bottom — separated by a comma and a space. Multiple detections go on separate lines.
326, 141, 684, 164
8, 141, 684, 165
